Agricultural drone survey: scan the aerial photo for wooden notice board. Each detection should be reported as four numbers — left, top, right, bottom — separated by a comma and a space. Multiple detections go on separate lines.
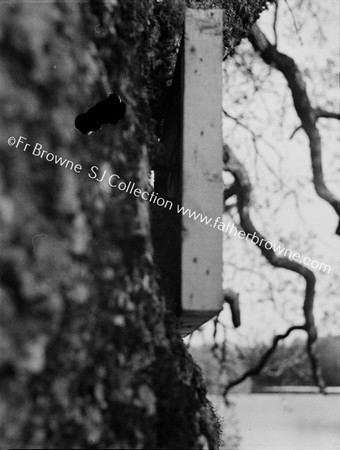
153, 8, 224, 337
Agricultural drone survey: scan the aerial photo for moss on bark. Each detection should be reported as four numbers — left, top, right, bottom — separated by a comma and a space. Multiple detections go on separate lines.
0, 1, 269, 448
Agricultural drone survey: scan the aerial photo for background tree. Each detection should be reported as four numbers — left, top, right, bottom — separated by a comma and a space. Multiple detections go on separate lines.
191, 0, 339, 399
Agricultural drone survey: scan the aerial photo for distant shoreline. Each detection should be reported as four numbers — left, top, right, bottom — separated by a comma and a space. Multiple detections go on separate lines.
244, 386, 340, 394
209, 384, 340, 394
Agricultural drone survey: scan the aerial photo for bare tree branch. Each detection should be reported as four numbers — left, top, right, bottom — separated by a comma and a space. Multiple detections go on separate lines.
224, 181, 240, 203
314, 108, 340, 121
223, 144, 326, 399
272, 0, 279, 48
223, 325, 305, 398
289, 125, 302, 139
223, 110, 259, 138
223, 109, 285, 183
224, 289, 241, 328
248, 24, 340, 235
283, 0, 304, 47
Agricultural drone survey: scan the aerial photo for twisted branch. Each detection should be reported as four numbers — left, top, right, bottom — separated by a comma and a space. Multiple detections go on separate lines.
223, 325, 305, 397
222, 144, 326, 399
248, 24, 340, 235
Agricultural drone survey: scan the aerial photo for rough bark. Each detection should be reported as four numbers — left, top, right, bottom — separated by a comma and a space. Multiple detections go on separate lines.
0, 1, 268, 448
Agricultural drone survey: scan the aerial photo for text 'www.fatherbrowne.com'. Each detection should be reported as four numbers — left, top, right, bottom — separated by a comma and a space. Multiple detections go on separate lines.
177, 205, 332, 274
7, 135, 332, 274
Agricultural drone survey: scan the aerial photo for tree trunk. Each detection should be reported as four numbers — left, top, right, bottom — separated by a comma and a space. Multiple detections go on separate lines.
0, 1, 268, 448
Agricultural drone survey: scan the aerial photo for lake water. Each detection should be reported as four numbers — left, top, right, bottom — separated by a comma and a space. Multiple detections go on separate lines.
211, 393, 340, 450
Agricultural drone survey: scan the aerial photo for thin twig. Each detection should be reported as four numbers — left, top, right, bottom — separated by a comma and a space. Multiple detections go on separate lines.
273, 0, 279, 47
